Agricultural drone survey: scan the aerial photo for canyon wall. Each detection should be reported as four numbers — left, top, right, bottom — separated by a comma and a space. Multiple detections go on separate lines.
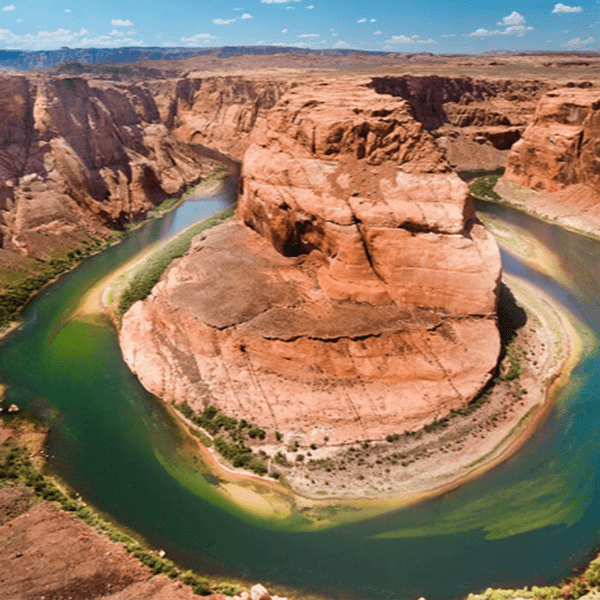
120, 80, 502, 445
503, 86, 600, 223
0, 72, 291, 259
0, 71, 547, 261
370, 76, 548, 170
0, 73, 217, 258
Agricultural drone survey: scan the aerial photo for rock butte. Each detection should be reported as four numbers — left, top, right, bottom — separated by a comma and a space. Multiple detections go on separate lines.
120, 80, 502, 445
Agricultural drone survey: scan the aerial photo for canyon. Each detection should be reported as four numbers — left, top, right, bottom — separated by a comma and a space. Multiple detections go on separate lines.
1, 55, 596, 447
2, 51, 600, 600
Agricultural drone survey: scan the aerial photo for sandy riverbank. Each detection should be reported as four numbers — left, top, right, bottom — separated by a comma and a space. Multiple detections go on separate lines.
244, 273, 587, 500
493, 178, 600, 240
71, 184, 589, 521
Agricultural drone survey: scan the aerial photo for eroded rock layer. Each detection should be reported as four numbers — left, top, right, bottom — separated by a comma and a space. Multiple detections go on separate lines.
369, 75, 548, 170
121, 81, 502, 444
0, 73, 214, 257
504, 86, 600, 222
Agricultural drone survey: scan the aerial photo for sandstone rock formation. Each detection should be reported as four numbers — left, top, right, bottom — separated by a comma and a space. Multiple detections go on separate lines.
120, 80, 502, 445
0, 489, 197, 600
369, 76, 548, 170
503, 86, 600, 224
0, 73, 214, 258
0, 69, 549, 263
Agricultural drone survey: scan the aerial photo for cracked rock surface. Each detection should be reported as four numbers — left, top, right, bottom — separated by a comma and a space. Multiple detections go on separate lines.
120, 80, 502, 445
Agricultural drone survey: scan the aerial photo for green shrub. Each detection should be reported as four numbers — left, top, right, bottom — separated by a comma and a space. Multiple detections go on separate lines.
585, 558, 600, 587
216, 582, 240, 596
273, 451, 292, 467
506, 346, 522, 381
469, 175, 501, 201
181, 571, 212, 595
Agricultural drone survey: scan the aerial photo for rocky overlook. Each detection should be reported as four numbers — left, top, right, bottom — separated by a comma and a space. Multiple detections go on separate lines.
120, 79, 502, 445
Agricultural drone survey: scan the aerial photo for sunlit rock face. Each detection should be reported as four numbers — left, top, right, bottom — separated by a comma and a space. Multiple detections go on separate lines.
121, 80, 502, 445
504, 86, 600, 222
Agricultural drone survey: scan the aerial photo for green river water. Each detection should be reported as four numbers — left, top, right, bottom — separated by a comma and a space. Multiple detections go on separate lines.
2, 173, 600, 600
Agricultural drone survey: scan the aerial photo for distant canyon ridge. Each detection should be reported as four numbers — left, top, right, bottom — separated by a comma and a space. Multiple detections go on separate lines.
1, 54, 598, 443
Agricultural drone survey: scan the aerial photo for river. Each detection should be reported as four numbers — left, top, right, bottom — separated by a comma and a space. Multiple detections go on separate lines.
1, 174, 600, 600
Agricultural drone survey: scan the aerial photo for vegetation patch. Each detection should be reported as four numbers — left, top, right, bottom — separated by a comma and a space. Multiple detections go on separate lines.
468, 558, 600, 600
173, 401, 271, 478
0, 416, 245, 597
469, 174, 502, 201
118, 204, 236, 316
0, 234, 122, 330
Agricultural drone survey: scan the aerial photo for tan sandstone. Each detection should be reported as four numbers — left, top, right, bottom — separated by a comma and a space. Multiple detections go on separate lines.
503, 86, 600, 228
120, 80, 502, 445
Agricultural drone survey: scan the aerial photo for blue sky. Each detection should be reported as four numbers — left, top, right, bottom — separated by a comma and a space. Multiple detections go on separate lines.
0, 0, 598, 53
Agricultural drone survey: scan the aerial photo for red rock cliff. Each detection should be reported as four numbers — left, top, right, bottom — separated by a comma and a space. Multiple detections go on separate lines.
120, 80, 502, 445
504, 86, 600, 210
0, 74, 213, 257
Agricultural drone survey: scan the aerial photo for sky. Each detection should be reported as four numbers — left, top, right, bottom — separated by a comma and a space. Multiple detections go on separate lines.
0, 0, 599, 54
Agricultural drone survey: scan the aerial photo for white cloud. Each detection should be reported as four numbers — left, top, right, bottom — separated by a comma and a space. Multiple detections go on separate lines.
241, 13, 252, 19
563, 35, 594, 45
2, 5, 14, 11
286, 6, 294, 9
385, 34, 436, 44
386, 34, 413, 43
552, 3, 583, 13
333, 40, 348, 47
213, 18, 235, 24
180, 33, 217, 45
111, 19, 134, 26
0, 25, 146, 50
281, 28, 288, 33
14, 17, 20, 21
357, 18, 367, 23
374, 30, 382, 35
298, 32, 319, 37
497, 11, 525, 26
65, 9, 71, 13
306, 4, 314, 8
370, 18, 376, 22
469, 24, 532, 36
470, 12, 533, 37
261, 0, 301, 3
441, 33, 456, 37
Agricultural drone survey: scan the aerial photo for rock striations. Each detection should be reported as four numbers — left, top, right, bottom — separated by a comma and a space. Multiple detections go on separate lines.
0, 73, 213, 258
504, 86, 600, 223
120, 80, 502, 445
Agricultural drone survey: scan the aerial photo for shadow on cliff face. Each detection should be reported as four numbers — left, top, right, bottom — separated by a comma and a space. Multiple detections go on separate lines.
497, 282, 527, 351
